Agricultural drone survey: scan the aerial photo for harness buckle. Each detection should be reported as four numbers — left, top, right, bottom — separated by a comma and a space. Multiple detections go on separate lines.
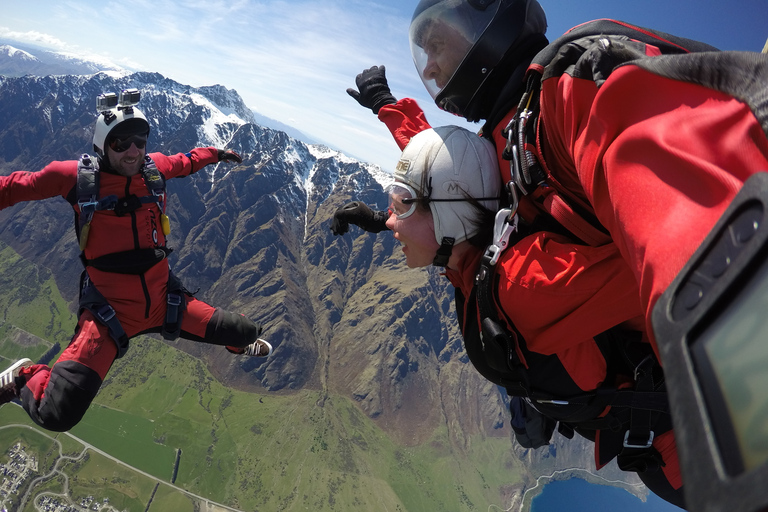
634, 354, 655, 381
95, 304, 116, 323
167, 293, 182, 307
78, 200, 98, 215
483, 245, 503, 267
483, 209, 519, 266
623, 429, 655, 449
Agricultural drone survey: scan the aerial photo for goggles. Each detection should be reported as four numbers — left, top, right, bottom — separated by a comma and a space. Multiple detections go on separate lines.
108, 134, 147, 153
387, 182, 422, 219
387, 179, 500, 220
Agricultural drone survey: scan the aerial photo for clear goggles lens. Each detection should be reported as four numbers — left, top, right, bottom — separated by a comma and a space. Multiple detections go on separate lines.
386, 182, 421, 219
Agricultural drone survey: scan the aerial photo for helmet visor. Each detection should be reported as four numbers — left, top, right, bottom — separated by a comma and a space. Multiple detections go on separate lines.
410, 0, 498, 100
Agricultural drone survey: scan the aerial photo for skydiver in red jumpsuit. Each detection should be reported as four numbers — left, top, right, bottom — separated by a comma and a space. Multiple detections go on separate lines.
0, 92, 272, 432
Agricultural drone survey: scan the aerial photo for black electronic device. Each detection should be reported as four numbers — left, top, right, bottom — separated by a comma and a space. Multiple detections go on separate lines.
653, 172, 768, 512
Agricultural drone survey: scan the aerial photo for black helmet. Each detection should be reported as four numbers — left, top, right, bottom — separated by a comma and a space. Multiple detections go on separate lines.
410, 0, 547, 121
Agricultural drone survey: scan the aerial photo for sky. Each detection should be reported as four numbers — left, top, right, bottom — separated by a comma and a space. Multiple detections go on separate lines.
1, 0, 766, 172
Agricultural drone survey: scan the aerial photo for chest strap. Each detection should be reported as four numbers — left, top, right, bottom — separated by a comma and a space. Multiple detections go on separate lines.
76, 154, 168, 251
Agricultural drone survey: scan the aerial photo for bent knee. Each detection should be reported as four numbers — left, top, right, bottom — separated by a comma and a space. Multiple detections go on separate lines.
206, 310, 262, 348
20, 360, 102, 432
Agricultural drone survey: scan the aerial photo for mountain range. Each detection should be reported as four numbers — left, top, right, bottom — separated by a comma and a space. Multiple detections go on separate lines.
0, 45, 641, 510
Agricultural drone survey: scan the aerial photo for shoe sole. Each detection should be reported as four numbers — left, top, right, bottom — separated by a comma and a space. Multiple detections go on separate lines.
0, 358, 33, 387
254, 339, 273, 357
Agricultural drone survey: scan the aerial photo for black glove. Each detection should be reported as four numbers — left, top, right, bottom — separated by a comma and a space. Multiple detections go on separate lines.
346, 65, 397, 115
217, 149, 242, 163
330, 201, 389, 235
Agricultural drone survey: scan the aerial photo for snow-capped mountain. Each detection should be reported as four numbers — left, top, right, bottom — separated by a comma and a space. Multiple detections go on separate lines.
0, 39, 324, 148
0, 41, 126, 77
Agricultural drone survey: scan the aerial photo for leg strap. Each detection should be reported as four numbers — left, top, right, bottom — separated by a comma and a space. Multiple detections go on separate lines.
162, 271, 187, 341
78, 271, 129, 358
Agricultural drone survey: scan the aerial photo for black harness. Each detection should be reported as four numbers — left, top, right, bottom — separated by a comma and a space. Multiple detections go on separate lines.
462, 207, 672, 472
75, 154, 186, 357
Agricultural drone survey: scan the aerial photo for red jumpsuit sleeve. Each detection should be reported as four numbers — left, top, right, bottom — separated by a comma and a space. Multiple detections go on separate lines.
543, 64, 768, 351
151, 147, 220, 179
0, 161, 76, 209
496, 232, 644, 356
378, 98, 433, 150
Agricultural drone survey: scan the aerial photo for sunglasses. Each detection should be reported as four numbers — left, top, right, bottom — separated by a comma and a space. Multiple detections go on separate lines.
108, 134, 147, 153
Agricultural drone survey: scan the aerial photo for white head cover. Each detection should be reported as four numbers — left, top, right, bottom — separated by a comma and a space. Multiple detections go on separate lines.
92, 106, 150, 158
394, 125, 500, 245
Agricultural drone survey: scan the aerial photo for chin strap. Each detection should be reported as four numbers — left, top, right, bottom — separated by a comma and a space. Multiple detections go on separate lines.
432, 237, 456, 267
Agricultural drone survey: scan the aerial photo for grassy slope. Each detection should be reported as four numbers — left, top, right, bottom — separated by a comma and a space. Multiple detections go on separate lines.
0, 242, 73, 365
93, 337, 525, 511
0, 241, 526, 511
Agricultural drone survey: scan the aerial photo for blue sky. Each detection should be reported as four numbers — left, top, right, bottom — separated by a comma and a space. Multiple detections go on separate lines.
1, 0, 766, 171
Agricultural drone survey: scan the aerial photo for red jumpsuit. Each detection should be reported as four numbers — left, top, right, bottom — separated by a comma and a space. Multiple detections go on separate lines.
0, 148, 261, 431
446, 231, 681, 502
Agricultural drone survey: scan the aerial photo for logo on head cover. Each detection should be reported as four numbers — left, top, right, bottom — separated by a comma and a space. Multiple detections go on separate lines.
443, 180, 468, 196
396, 159, 411, 173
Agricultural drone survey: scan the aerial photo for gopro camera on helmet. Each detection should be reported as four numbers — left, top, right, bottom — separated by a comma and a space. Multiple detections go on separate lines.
118, 88, 141, 108
96, 89, 141, 115
96, 92, 118, 113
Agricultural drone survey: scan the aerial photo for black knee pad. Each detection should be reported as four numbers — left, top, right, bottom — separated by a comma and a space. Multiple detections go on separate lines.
206, 309, 262, 348
21, 360, 102, 432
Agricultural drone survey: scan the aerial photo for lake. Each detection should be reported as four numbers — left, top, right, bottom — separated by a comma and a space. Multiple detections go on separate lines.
531, 478, 685, 511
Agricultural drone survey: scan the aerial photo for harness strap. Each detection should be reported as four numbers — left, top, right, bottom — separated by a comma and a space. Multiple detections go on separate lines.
617, 355, 666, 472
79, 271, 130, 358
475, 209, 529, 390
76, 154, 99, 251
78, 269, 188, 356
161, 271, 187, 341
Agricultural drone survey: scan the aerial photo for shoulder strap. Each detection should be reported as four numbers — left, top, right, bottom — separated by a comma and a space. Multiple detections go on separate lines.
76, 154, 100, 251
141, 155, 166, 212
501, 77, 612, 246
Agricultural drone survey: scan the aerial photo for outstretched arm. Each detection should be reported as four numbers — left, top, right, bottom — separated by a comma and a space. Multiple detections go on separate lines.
157, 148, 242, 178
0, 161, 76, 210
330, 201, 389, 236
346, 65, 432, 151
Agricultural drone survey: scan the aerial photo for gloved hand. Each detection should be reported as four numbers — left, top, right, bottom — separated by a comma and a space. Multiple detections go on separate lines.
346, 65, 397, 115
217, 149, 242, 163
330, 201, 390, 235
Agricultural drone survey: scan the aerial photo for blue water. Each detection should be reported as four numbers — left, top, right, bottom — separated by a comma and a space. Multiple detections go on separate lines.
531, 478, 685, 512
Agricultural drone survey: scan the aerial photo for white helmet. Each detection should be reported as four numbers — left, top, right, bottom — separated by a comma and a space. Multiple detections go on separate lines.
92, 106, 150, 158
394, 126, 500, 248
